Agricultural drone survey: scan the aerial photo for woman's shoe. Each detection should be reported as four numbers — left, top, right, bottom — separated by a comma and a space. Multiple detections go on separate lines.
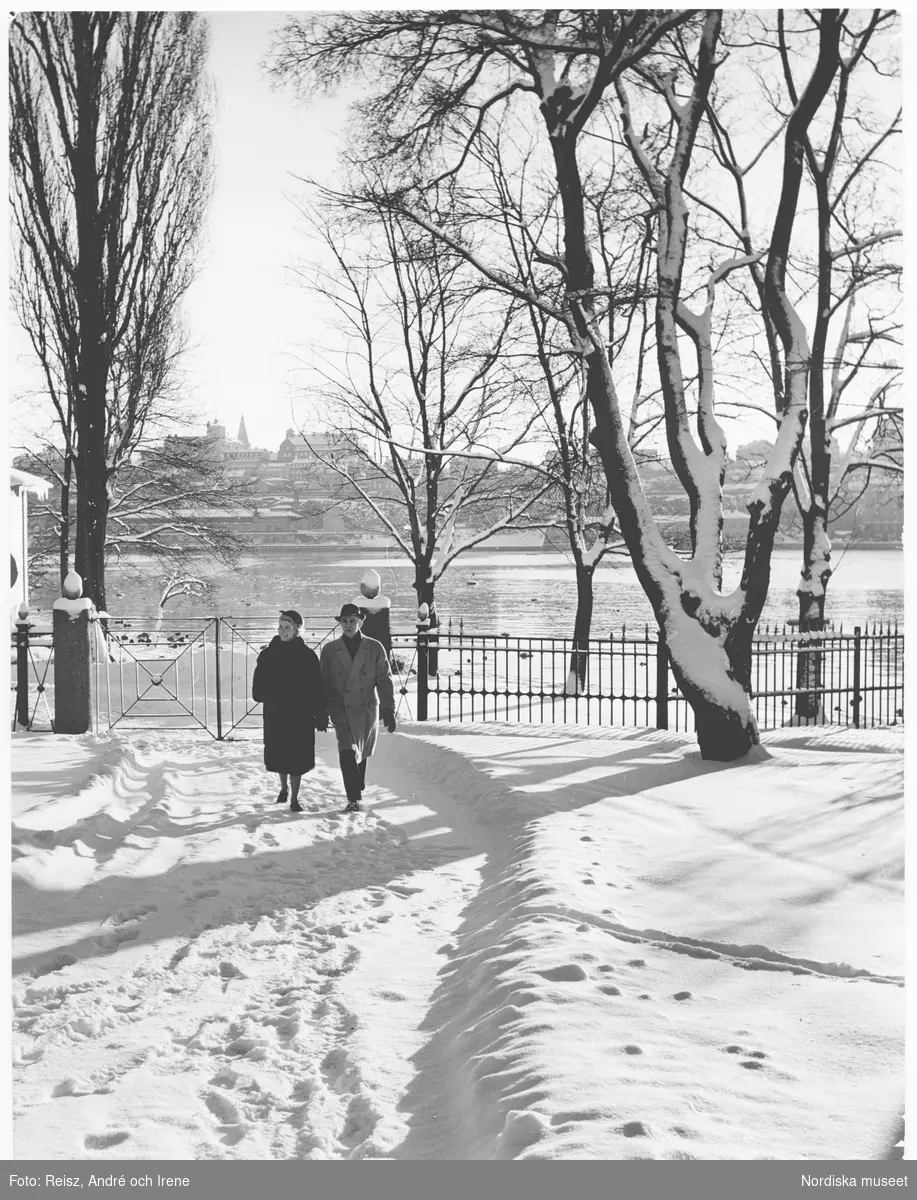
290, 799, 303, 813
276, 788, 289, 804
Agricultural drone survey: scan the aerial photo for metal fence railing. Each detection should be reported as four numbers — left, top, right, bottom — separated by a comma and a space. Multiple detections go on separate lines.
412, 619, 903, 734
12, 613, 903, 739
9, 615, 54, 732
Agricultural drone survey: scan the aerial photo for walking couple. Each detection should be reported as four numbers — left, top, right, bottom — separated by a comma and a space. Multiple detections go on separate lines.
252, 603, 396, 813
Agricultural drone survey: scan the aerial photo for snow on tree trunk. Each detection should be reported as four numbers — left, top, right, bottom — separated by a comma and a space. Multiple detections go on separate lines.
414, 570, 439, 676
665, 607, 760, 759
793, 515, 831, 723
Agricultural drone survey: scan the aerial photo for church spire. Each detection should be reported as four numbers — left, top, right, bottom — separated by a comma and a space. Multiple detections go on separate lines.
237, 415, 250, 447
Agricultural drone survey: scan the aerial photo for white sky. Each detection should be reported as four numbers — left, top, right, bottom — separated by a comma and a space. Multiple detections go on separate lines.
6, 9, 904, 462
181, 11, 349, 452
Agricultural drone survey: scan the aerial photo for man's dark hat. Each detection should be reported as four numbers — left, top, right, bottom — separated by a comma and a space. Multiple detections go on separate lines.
337, 603, 364, 621
280, 609, 303, 626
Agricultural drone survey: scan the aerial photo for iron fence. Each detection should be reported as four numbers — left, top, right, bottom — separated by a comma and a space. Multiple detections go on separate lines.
413, 619, 904, 733
12, 613, 903, 738
9, 617, 54, 732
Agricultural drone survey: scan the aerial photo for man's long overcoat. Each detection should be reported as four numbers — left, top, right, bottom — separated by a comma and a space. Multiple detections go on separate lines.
320, 634, 394, 760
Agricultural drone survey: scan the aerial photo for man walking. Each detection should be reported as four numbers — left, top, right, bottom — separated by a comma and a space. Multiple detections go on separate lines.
320, 603, 396, 813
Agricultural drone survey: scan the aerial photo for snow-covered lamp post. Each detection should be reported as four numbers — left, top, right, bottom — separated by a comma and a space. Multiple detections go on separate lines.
415, 602, 430, 721
53, 569, 95, 734
14, 601, 31, 729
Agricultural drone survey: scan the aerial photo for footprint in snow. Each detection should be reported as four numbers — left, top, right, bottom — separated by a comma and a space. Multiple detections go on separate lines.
242, 843, 256, 856
84, 1131, 130, 1150
205, 1090, 242, 1124
725, 1045, 768, 1068
535, 963, 588, 983
97, 926, 140, 952
105, 904, 158, 927
621, 1120, 650, 1138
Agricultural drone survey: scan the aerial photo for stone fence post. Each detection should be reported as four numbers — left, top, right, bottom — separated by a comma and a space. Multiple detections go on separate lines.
53, 570, 95, 734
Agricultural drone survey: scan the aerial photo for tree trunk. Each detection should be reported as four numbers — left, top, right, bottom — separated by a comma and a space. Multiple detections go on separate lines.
71, 13, 110, 614
59, 450, 72, 589
565, 559, 594, 694
414, 570, 438, 676
670, 616, 761, 760
73, 438, 109, 611
794, 511, 830, 722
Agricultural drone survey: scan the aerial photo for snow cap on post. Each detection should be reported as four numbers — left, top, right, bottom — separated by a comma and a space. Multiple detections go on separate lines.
62, 569, 83, 599
359, 569, 381, 599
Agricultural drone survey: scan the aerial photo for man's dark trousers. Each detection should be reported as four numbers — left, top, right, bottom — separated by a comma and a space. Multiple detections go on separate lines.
339, 750, 367, 805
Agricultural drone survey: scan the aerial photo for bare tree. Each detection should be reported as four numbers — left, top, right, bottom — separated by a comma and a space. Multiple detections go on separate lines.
13, 431, 256, 599
270, 10, 857, 759
697, 11, 900, 718
9, 12, 213, 609
295, 196, 557, 640
468, 122, 664, 688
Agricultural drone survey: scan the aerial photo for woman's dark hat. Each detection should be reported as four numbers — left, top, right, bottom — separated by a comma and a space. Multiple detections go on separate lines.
279, 609, 303, 627
337, 603, 364, 621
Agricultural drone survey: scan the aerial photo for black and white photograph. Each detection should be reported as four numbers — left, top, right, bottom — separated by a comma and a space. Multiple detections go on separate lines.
8, 7, 906, 1177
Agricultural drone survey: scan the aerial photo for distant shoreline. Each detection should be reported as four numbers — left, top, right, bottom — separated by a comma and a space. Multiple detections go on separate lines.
111, 540, 903, 561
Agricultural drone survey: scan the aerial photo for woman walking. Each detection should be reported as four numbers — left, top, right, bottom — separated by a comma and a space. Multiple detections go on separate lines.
252, 610, 328, 812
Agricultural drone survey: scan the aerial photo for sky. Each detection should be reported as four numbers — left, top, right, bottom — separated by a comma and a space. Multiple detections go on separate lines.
10, 718, 906, 1159
6, 10, 903, 463
180, 12, 349, 452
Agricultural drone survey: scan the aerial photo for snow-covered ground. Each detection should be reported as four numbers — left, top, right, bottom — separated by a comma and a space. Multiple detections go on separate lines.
10, 721, 905, 1160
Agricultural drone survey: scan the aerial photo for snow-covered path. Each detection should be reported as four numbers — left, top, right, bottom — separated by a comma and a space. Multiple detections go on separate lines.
12, 733, 494, 1159
11, 724, 905, 1160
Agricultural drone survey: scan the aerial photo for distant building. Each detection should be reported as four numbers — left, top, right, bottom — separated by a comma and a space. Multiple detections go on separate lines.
276, 428, 365, 492
203, 419, 271, 473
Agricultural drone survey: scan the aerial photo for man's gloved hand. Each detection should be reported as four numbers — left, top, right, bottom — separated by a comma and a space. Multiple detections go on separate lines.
381, 709, 397, 734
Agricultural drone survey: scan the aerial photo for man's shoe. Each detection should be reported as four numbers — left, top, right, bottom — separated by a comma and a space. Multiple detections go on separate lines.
342, 801, 361, 814
290, 799, 303, 813
276, 789, 289, 804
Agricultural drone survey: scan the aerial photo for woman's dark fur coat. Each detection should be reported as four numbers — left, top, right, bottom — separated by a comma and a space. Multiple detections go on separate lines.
252, 636, 328, 775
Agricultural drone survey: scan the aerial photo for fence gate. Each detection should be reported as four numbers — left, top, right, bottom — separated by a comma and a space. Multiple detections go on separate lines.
90, 614, 347, 739
93, 615, 221, 735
